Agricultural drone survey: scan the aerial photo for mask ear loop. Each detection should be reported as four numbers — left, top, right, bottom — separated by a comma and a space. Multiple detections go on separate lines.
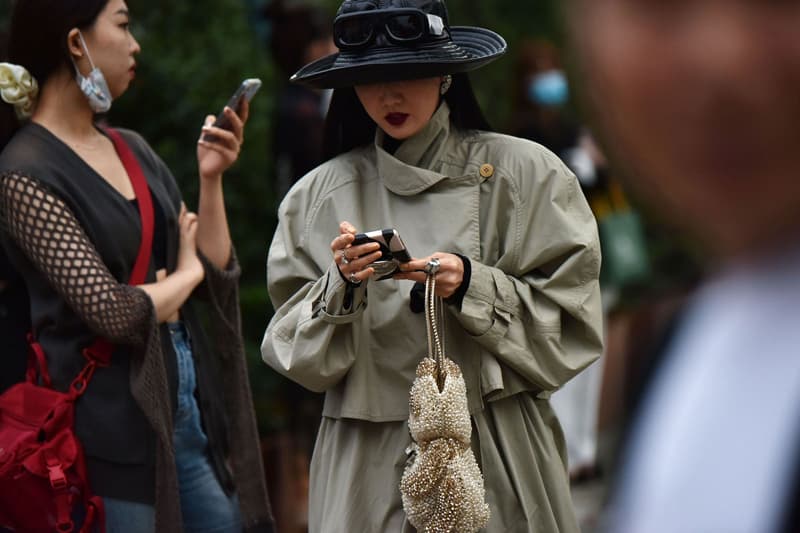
70, 31, 98, 73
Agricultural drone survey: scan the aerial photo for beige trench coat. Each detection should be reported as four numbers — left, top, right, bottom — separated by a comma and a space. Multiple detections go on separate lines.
262, 103, 604, 532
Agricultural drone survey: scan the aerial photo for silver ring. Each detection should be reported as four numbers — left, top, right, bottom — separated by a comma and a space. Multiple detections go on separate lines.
349, 272, 359, 284
340, 249, 350, 265
424, 257, 441, 275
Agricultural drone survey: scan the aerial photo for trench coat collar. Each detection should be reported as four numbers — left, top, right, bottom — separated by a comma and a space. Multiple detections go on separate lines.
375, 102, 452, 196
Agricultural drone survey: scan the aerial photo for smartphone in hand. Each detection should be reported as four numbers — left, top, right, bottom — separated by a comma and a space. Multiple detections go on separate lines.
352, 228, 412, 280
202, 78, 262, 142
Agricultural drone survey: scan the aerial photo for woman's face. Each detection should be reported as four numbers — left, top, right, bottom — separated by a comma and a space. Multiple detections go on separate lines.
571, 0, 800, 258
355, 77, 443, 140
79, 0, 140, 99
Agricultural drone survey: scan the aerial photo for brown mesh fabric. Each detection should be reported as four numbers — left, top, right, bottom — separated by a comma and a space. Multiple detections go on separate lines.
0, 171, 150, 346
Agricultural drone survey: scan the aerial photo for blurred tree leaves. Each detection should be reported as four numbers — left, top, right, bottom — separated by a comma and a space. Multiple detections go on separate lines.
112, 1, 277, 277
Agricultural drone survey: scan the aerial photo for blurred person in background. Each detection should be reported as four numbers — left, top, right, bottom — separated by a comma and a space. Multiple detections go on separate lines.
567, 0, 800, 532
508, 38, 578, 160
261, 7, 336, 528
509, 38, 652, 485
265, 0, 337, 201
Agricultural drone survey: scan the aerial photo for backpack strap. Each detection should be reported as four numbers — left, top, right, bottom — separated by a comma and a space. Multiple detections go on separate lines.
25, 332, 52, 388
103, 127, 154, 286
78, 127, 156, 369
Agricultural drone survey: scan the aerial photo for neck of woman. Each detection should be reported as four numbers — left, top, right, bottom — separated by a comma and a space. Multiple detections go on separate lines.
31, 69, 103, 144
382, 133, 402, 154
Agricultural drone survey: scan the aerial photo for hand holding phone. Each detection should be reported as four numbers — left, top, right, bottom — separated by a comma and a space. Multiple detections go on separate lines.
351, 228, 412, 280
202, 78, 262, 143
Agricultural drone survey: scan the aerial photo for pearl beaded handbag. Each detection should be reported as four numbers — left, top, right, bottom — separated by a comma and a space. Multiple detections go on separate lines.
400, 259, 490, 532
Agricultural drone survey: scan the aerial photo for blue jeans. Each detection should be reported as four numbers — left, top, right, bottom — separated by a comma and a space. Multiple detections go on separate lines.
103, 498, 155, 533
170, 322, 242, 532
103, 322, 242, 533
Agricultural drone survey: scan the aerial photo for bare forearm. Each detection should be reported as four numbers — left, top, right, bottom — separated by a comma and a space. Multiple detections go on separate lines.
196, 175, 232, 269
140, 269, 202, 323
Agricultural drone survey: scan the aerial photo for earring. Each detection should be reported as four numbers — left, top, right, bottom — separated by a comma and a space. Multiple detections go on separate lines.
440, 75, 452, 96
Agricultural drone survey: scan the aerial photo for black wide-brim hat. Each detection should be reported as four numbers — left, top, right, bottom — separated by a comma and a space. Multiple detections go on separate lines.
291, 0, 507, 89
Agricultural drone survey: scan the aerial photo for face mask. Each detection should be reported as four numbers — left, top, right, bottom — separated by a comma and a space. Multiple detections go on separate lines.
71, 32, 112, 113
528, 69, 569, 107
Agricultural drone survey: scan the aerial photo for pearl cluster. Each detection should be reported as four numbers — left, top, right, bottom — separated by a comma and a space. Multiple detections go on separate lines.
401, 357, 490, 532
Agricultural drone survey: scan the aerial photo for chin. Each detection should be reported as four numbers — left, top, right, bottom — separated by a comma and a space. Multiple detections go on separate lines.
110, 86, 127, 100
383, 124, 418, 141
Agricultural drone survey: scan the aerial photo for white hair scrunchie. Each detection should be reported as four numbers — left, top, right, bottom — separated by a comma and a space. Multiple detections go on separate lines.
0, 63, 39, 120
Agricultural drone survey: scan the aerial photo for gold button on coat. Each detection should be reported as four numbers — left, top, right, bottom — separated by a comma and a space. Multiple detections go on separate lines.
479, 164, 494, 178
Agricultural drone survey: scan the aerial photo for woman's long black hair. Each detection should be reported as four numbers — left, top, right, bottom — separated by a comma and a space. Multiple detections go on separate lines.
323, 72, 492, 160
0, 0, 108, 150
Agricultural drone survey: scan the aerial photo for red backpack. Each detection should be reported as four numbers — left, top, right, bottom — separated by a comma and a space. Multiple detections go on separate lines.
0, 128, 154, 533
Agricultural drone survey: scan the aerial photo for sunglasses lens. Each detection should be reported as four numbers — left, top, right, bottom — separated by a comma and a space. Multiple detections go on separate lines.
336, 18, 373, 47
386, 14, 424, 41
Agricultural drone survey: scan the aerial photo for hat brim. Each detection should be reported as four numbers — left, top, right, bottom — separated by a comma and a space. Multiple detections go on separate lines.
290, 27, 506, 89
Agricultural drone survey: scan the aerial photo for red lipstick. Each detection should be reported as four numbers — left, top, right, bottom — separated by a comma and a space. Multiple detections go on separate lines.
385, 113, 409, 127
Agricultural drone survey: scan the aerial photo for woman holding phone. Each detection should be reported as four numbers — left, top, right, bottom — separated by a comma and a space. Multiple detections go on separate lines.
0, 0, 273, 531
261, 0, 604, 531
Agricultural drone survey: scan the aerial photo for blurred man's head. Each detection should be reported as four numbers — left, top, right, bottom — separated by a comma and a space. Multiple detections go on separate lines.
567, 0, 800, 260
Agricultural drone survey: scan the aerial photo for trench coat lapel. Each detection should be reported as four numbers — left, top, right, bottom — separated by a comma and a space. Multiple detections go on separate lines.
375, 103, 452, 196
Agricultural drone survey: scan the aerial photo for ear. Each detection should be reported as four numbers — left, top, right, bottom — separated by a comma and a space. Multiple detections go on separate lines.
66, 29, 84, 61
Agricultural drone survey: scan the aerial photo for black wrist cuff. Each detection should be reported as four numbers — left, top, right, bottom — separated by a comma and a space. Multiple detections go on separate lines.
445, 254, 471, 310
409, 254, 472, 314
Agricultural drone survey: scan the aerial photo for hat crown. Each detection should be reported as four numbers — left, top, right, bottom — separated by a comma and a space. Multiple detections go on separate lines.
337, 0, 450, 26
294, 0, 505, 89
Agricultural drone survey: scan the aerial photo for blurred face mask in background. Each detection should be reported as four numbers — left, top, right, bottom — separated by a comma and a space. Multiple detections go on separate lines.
71, 31, 112, 114
528, 69, 569, 107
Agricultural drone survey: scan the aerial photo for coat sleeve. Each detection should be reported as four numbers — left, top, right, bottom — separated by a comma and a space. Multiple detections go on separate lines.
453, 150, 604, 394
260, 195, 369, 393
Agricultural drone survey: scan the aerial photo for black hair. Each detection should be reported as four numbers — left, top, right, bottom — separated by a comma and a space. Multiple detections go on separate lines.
322, 72, 491, 160
0, 0, 109, 150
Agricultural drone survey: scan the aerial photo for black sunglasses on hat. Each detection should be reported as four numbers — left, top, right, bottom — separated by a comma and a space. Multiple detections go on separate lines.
290, 0, 506, 89
334, 8, 449, 50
